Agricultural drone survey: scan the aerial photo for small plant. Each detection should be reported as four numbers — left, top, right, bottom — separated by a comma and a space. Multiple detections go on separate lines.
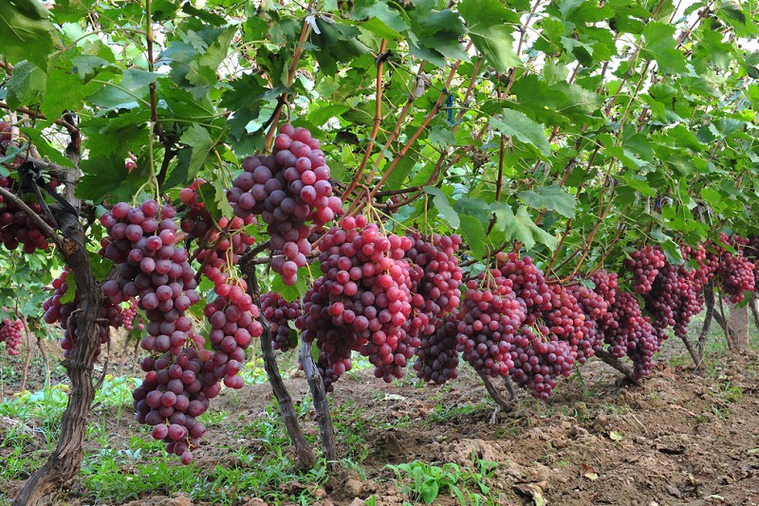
385, 456, 497, 505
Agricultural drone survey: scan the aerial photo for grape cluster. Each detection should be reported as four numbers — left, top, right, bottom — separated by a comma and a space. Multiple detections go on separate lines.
99, 202, 200, 352
717, 252, 755, 304
261, 292, 301, 352
121, 301, 144, 332
587, 271, 659, 379
624, 245, 666, 294
642, 253, 704, 339
43, 267, 120, 358
132, 336, 211, 465
455, 272, 524, 378
227, 124, 342, 285
567, 283, 608, 364
405, 233, 463, 334
509, 324, 576, 400
413, 313, 460, 384
98, 201, 216, 462
0, 318, 23, 356
179, 178, 213, 241
0, 176, 54, 253
0, 121, 11, 153
297, 215, 416, 384
499, 254, 582, 399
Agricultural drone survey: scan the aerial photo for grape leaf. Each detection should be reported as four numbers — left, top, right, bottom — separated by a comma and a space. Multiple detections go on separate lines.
454, 198, 492, 229
519, 184, 576, 218
424, 187, 460, 228
5, 61, 46, 109
0, 1, 57, 71
491, 109, 551, 158
641, 22, 686, 75
457, 214, 487, 258
458, 0, 520, 73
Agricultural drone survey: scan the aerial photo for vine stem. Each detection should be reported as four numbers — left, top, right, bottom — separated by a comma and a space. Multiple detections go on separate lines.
341, 40, 388, 199
0, 187, 63, 248
239, 259, 317, 470
363, 60, 464, 204
0, 102, 78, 135
300, 341, 338, 467
263, 0, 315, 152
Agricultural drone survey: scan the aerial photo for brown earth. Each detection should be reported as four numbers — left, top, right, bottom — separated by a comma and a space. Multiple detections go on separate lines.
3, 344, 759, 506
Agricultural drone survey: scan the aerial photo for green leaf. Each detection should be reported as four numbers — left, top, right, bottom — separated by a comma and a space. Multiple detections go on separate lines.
641, 22, 686, 74
491, 109, 551, 158
424, 187, 460, 228
351, 0, 408, 33
420, 480, 440, 504
88, 251, 114, 282
5, 61, 46, 109
453, 198, 492, 229
519, 184, 576, 218
89, 69, 158, 109
60, 274, 78, 304
458, 0, 520, 73
458, 214, 487, 258
717, 0, 758, 37
0, 1, 57, 71
427, 125, 456, 148
20, 127, 74, 167
71, 55, 117, 82
76, 154, 150, 203
492, 204, 558, 250
168, 124, 216, 188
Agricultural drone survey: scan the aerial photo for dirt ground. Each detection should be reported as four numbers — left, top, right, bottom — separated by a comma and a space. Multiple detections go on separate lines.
3, 341, 759, 506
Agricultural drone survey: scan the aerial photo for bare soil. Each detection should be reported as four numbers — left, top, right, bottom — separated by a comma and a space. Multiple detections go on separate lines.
3, 344, 759, 506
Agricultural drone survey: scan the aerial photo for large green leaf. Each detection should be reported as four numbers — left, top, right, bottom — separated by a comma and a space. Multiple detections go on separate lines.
424, 187, 460, 229
0, 1, 57, 71
519, 184, 576, 218
641, 22, 686, 74
458, 0, 520, 73
5, 61, 46, 109
491, 109, 551, 158
458, 214, 487, 258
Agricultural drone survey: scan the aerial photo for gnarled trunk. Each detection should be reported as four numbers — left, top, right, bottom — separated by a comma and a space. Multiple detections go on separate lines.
13, 210, 103, 506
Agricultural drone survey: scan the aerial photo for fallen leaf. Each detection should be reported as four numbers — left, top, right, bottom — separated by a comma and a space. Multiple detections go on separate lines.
580, 463, 598, 480
609, 431, 623, 441
513, 482, 547, 506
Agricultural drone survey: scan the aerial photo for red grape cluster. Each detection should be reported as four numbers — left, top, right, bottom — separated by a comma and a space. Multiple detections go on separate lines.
455, 272, 524, 378
717, 252, 755, 304
498, 254, 582, 399
589, 270, 659, 379
226, 124, 342, 285
121, 300, 144, 332
179, 178, 213, 241
261, 292, 301, 352
642, 253, 704, 339
99, 202, 200, 352
405, 233, 463, 335
132, 336, 211, 465
43, 267, 120, 358
683, 244, 716, 290
509, 324, 576, 400
297, 215, 416, 384
567, 282, 608, 364
624, 245, 666, 294
0, 176, 54, 252
0, 318, 23, 356
0, 121, 11, 153
413, 313, 460, 384
98, 201, 221, 463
